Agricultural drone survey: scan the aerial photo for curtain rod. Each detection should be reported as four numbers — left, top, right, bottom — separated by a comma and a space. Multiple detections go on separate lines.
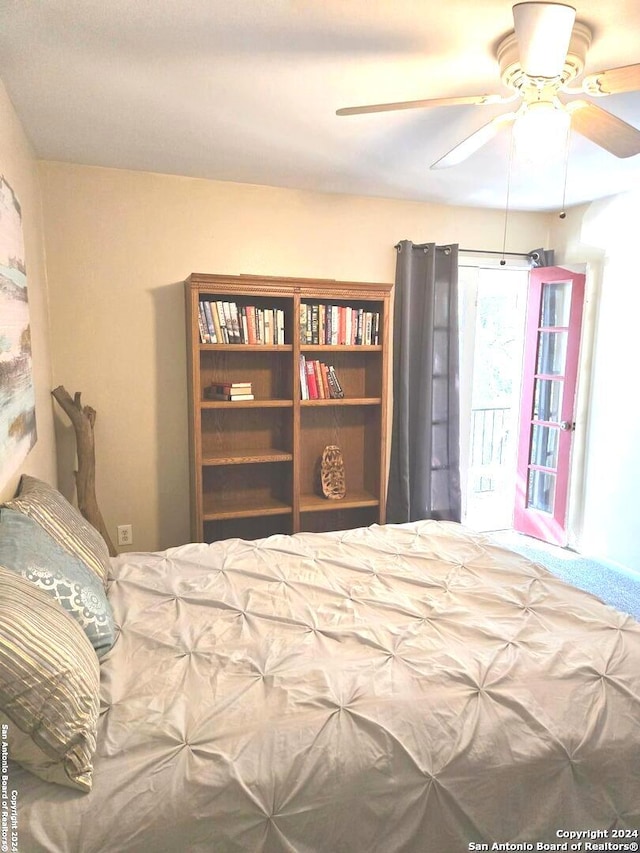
393, 243, 531, 259
395, 242, 539, 261
459, 248, 530, 258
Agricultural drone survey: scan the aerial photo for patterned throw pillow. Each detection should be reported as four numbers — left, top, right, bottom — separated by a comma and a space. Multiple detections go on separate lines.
0, 567, 100, 792
0, 508, 115, 657
4, 475, 111, 587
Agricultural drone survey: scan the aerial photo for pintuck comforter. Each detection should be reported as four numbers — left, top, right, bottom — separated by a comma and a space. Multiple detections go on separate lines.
13, 520, 640, 852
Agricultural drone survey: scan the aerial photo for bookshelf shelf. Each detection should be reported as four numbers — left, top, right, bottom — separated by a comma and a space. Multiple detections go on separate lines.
300, 398, 381, 407
202, 448, 293, 466
200, 399, 293, 409
202, 494, 293, 520
300, 491, 380, 513
301, 345, 382, 353
186, 273, 391, 542
200, 344, 293, 352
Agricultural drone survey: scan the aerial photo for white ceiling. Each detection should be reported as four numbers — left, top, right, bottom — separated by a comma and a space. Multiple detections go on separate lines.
1, 0, 640, 212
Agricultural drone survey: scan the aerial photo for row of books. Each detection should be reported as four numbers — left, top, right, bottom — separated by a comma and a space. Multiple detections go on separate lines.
204, 381, 254, 401
300, 356, 344, 400
199, 300, 286, 345
299, 304, 380, 346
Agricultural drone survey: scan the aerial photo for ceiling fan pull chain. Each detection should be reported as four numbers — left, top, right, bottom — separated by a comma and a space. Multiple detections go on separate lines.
559, 121, 571, 219
500, 129, 516, 266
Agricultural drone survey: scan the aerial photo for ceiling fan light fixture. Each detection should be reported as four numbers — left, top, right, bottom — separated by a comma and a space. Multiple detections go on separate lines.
497, 21, 590, 90
512, 2, 576, 78
513, 101, 570, 162
338, 1, 640, 169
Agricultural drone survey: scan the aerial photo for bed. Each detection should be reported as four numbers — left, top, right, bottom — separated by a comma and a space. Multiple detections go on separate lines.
2, 478, 640, 852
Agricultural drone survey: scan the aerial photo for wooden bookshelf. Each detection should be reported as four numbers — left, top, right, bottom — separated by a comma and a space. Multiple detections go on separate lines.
185, 273, 392, 542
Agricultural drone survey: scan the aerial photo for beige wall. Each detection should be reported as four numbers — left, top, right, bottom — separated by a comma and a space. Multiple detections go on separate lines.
39, 161, 551, 551
0, 82, 57, 501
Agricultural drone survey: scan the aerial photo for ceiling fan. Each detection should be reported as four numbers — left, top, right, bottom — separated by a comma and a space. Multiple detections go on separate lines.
337, 2, 640, 168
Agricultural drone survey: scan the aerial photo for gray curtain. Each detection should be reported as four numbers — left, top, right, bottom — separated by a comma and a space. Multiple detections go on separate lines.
386, 241, 461, 524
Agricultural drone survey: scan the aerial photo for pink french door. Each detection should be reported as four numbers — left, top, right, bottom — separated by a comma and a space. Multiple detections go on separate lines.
514, 266, 585, 546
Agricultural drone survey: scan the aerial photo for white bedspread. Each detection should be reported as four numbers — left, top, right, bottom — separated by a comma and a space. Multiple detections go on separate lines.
13, 521, 640, 852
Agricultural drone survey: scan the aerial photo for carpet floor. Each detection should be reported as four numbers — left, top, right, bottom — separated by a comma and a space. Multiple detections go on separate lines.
490, 530, 640, 622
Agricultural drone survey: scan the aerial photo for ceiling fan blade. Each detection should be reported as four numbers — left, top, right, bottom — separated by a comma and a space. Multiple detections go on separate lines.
336, 93, 510, 116
580, 63, 640, 96
512, 2, 576, 78
431, 112, 518, 169
566, 100, 640, 158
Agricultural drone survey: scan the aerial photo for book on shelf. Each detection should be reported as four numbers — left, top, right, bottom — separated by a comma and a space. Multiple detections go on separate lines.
213, 301, 227, 343
298, 302, 381, 346
276, 309, 285, 345
208, 392, 255, 401
264, 308, 273, 345
313, 359, 326, 399
203, 301, 218, 343
239, 307, 249, 345
299, 355, 309, 400
227, 302, 240, 343
304, 359, 318, 399
246, 305, 257, 344
210, 380, 252, 390
197, 302, 210, 343
198, 301, 216, 343
319, 362, 330, 399
299, 358, 344, 399
210, 302, 223, 342
325, 362, 343, 398
205, 380, 253, 401
198, 299, 286, 345
327, 365, 344, 398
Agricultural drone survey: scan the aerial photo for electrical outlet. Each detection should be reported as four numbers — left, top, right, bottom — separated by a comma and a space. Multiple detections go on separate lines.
117, 524, 133, 547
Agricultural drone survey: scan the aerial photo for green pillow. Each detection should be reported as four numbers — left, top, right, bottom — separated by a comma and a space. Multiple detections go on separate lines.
0, 508, 115, 657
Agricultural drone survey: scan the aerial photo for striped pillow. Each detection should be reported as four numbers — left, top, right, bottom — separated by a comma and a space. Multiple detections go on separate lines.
5, 475, 110, 587
0, 567, 100, 792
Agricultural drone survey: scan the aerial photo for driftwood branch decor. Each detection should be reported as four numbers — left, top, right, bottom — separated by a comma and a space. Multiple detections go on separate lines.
51, 385, 117, 556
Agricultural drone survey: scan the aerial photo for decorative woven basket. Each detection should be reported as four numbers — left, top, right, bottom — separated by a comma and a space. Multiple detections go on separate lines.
319, 445, 346, 500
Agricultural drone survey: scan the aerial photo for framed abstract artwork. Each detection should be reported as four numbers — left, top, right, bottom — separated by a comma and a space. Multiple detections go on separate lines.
0, 176, 37, 488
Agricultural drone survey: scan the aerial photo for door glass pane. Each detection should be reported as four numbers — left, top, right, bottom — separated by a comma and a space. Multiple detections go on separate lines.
530, 425, 559, 469
533, 378, 562, 422
537, 330, 567, 375
540, 282, 571, 327
434, 279, 450, 326
527, 469, 555, 513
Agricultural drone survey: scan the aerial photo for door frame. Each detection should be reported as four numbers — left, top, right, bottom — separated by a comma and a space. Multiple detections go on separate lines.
458, 259, 529, 529
513, 265, 586, 546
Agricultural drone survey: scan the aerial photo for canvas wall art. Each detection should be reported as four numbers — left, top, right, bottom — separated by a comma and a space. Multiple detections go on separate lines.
0, 175, 37, 488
